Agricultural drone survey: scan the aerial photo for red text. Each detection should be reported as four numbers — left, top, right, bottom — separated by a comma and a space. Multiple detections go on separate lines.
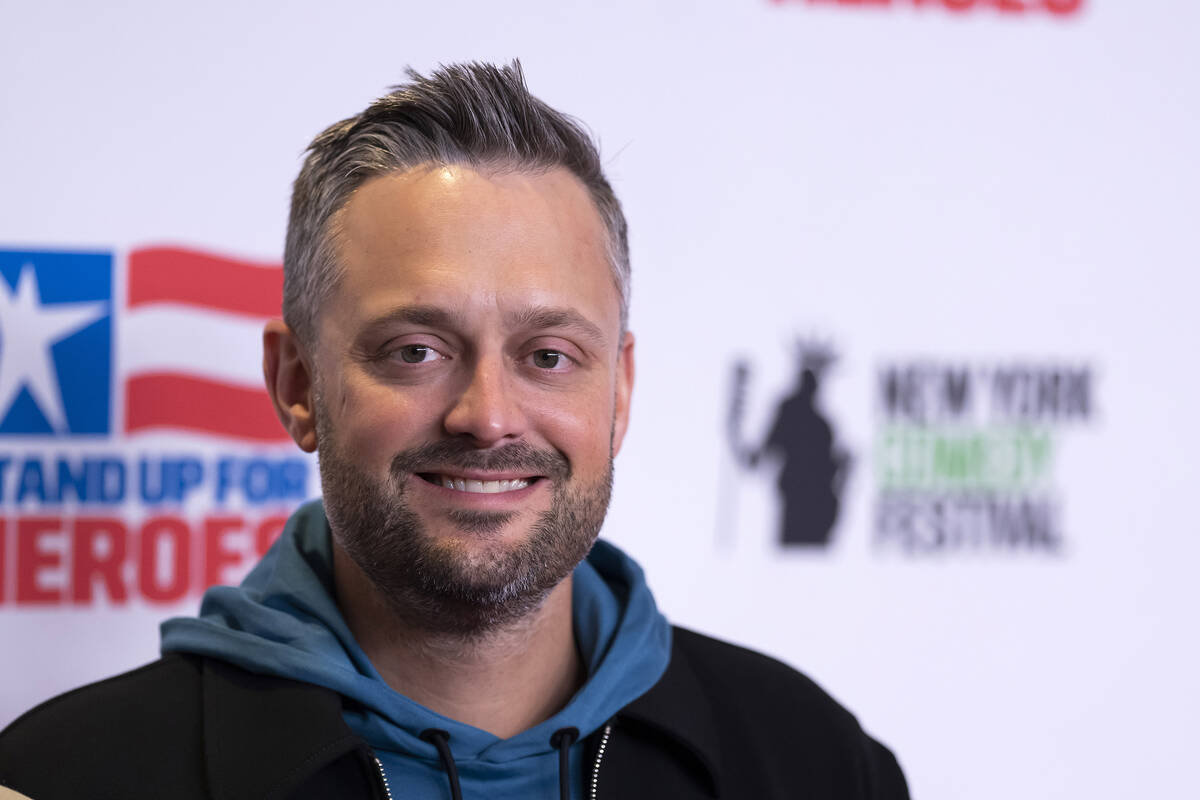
786, 0, 1085, 15
1, 513, 290, 606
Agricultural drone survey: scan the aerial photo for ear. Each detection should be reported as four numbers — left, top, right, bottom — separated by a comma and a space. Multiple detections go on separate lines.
611, 330, 635, 456
263, 319, 318, 452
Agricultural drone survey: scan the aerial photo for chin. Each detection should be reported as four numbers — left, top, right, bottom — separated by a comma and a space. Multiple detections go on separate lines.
316, 421, 613, 635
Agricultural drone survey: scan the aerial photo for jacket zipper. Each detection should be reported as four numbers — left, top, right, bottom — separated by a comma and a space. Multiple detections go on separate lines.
373, 755, 395, 800
589, 723, 612, 800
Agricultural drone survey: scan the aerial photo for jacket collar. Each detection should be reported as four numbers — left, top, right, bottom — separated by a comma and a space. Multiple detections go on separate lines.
198, 627, 725, 798
201, 658, 367, 800
616, 627, 722, 797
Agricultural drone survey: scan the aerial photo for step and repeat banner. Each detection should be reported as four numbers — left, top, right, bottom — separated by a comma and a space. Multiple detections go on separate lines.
2, 2, 1196, 798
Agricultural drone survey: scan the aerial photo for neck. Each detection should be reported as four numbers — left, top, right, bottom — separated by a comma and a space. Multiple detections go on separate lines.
332, 544, 583, 739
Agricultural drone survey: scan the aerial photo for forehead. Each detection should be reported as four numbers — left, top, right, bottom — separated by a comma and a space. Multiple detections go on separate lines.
326, 164, 618, 338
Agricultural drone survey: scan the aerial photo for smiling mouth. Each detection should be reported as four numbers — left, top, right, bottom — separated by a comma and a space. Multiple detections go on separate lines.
417, 473, 541, 494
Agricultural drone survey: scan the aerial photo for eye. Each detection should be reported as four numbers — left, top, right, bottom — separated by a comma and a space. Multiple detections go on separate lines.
393, 344, 443, 364
530, 349, 571, 371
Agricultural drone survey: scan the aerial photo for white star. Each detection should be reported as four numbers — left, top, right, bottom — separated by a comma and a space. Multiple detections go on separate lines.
0, 262, 109, 433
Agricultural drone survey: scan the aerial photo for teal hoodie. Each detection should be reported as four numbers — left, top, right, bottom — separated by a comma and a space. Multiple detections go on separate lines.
160, 500, 672, 799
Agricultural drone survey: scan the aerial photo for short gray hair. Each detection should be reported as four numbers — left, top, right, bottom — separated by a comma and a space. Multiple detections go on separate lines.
283, 61, 630, 344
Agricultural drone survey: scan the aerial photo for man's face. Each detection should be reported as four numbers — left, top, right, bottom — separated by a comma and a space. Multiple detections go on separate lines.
307, 165, 633, 634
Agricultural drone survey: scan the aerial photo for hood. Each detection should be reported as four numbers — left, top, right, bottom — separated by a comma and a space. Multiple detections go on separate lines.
161, 500, 671, 777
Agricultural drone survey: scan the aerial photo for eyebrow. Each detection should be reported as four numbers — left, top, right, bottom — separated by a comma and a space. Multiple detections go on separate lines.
505, 305, 609, 348
359, 305, 470, 336
356, 303, 610, 347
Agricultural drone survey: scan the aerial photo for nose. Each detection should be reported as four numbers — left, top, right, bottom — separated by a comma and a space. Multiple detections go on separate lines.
442, 352, 527, 446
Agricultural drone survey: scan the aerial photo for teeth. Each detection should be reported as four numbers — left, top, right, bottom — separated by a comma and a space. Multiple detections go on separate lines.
438, 476, 530, 493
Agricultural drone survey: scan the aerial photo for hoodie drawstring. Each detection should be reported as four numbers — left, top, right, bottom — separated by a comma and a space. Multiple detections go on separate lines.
550, 727, 579, 800
417, 726, 581, 800
420, 729, 464, 800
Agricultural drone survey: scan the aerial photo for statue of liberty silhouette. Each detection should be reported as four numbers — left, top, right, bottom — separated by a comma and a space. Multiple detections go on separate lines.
728, 340, 851, 546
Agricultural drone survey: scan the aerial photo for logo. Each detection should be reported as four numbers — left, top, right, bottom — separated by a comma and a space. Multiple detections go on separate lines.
873, 360, 1094, 555
0, 245, 311, 607
726, 339, 852, 547
722, 339, 1097, 558
0, 250, 112, 435
774, 0, 1086, 16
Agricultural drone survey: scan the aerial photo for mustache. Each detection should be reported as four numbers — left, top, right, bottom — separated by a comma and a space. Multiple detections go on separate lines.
389, 440, 571, 481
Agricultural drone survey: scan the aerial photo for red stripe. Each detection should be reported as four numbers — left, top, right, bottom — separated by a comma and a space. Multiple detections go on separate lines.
128, 246, 282, 318
124, 373, 291, 442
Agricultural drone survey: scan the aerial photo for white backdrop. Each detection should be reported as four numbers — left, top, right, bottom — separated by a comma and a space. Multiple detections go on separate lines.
2, 2, 1199, 798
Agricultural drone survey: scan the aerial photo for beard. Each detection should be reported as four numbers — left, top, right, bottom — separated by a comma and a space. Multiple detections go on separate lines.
316, 416, 613, 638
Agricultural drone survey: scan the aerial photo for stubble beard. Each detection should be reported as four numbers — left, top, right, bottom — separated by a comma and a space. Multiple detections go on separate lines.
315, 409, 613, 638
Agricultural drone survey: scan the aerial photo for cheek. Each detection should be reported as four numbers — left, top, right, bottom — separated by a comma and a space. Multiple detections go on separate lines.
530, 391, 615, 466
327, 376, 439, 465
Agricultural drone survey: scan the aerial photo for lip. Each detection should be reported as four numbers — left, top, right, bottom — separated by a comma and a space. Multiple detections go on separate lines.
417, 469, 543, 482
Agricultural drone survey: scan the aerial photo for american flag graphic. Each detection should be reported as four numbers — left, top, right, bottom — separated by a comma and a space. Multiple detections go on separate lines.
122, 246, 289, 442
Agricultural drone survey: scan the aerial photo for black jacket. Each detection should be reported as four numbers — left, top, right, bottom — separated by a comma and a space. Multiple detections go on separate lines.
0, 627, 908, 799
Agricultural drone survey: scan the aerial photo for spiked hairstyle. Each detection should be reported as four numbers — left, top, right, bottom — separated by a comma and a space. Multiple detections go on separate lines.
283, 61, 630, 344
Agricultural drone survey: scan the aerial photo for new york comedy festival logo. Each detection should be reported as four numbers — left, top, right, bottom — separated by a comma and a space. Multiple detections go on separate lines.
727, 340, 853, 548
723, 341, 1097, 556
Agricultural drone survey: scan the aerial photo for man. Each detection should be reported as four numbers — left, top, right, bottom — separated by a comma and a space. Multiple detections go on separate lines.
0, 62, 908, 799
